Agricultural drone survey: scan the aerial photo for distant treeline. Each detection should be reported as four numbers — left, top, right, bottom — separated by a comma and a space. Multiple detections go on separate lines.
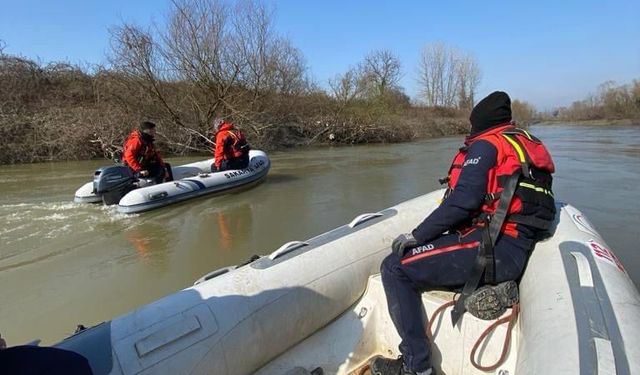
1, 0, 538, 164
548, 80, 640, 122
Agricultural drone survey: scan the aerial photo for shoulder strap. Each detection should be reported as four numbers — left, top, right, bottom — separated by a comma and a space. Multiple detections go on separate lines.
227, 130, 239, 140
500, 133, 531, 178
502, 128, 542, 143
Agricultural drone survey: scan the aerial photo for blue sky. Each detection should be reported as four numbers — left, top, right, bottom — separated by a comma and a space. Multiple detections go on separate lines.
1, 0, 638, 109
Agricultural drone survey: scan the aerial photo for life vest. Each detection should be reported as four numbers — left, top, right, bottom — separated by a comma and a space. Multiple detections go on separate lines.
443, 123, 556, 237
214, 123, 251, 169
226, 129, 250, 159
123, 130, 162, 171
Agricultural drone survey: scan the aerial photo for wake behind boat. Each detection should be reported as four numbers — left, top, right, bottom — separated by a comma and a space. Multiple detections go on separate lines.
53, 190, 640, 374
74, 150, 270, 214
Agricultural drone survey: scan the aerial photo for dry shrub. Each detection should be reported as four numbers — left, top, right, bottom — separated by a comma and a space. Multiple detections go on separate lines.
0, 1, 473, 164
551, 79, 640, 122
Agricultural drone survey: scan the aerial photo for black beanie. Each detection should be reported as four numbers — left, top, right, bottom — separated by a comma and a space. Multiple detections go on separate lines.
469, 91, 512, 135
140, 121, 156, 130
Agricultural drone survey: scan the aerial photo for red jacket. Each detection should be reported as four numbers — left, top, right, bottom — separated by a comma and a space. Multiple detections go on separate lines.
123, 130, 165, 172
213, 123, 248, 169
446, 124, 555, 236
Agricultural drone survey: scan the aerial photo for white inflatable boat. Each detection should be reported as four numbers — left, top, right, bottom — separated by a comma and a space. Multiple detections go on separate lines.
74, 150, 270, 214
55, 190, 640, 374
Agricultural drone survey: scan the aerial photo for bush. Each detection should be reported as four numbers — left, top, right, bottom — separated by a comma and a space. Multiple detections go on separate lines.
551, 79, 640, 122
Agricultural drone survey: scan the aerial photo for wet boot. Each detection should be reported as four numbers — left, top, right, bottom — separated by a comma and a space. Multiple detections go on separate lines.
369, 356, 433, 375
464, 280, 519, 320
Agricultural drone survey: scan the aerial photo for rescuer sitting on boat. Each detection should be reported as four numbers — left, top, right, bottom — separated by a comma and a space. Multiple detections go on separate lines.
122, 121, 173, 184
372, 91, 556, 375
211, 118, 251, 172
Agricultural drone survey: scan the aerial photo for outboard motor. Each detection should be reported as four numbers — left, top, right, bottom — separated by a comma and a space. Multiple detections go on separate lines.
93, 165, 136, 205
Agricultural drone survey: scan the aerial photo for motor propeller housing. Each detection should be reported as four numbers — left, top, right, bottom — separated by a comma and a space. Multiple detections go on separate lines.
92, 165, 136, 205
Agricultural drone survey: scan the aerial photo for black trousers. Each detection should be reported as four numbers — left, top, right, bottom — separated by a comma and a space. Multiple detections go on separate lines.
144, 162, 173, 183
212, 156, 250, 172
380, 226, 532, 372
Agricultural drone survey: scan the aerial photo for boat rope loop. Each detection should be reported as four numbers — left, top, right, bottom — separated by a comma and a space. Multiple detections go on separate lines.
469, 303, 519, 372
426, 300, 456, 339
428, 299, 520, 373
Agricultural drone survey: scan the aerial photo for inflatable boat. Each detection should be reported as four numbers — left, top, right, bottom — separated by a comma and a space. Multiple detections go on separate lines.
54, 190, 640, 374
74, 150, 270, 214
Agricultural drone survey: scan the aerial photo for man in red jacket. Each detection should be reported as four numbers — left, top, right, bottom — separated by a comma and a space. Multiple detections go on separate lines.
211, 118, 250, 172
123, 121, 172, 183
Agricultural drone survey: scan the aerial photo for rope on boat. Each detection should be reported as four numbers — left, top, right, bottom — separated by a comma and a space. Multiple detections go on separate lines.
469, 303, 520, 372
427, 299, 520, 372
356, 298, 520, 374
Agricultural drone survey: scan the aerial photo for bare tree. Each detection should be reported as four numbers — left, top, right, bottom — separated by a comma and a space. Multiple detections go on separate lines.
417, 43, 481, 109
361, 49, 402, 98
108, 0, 310, 153
512, 99, 537, 126
456, 55, 481, 110
328, 49, 403, 109
553, 78, 640, 121
328, 66, 366, 105
417, 43, 447, 106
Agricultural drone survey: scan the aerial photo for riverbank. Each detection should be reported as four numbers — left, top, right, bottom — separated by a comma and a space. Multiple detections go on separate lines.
0, 47, 469, 165
6, 114, 639, 166
0, 110, 470, 165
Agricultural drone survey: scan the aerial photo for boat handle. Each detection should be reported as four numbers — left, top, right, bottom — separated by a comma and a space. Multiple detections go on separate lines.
193, 266, 235, 285
348, 212, 383, 228
268, 241, 309, 260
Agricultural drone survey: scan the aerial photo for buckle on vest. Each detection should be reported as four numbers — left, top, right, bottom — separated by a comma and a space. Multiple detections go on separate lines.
485, 192, 497, 202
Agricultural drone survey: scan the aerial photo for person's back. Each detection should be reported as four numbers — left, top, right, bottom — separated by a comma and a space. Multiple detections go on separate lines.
211, 118, 250, 172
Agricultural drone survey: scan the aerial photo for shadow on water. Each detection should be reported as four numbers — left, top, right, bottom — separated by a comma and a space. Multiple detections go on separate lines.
264, 173, 299, 185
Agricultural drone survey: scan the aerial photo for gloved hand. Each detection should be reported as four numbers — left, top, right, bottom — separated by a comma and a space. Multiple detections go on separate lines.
392, 233, 418, 257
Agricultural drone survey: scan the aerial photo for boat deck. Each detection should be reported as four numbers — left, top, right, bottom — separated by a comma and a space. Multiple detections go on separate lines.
256, 275, 519, 375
